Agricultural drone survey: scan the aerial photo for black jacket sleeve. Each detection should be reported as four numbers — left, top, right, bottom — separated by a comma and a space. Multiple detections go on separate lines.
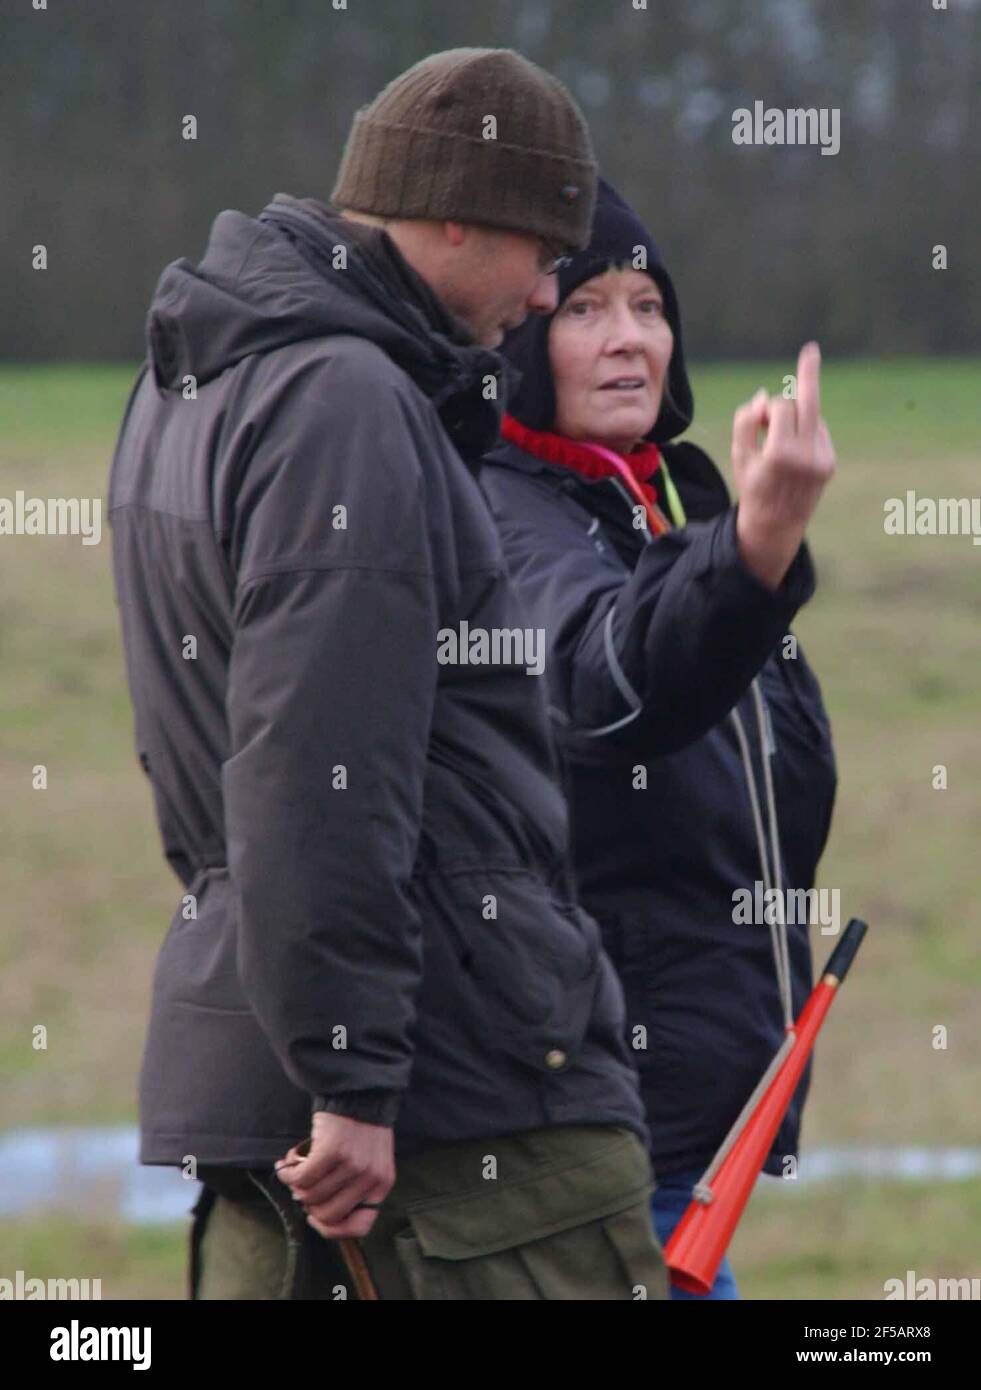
481, 464, 816, 756
222, 351, 440, 1123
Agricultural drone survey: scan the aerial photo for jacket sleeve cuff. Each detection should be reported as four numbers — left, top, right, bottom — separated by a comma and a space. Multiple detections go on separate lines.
725, 507, 816, 611
311, 1089, 402, 1127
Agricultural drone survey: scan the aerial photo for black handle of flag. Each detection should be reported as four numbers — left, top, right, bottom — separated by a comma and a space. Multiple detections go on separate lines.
822, 917, 868, 984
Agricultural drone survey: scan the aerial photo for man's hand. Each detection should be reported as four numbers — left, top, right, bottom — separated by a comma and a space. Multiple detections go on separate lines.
731, 342, 836, 590
274, 1110, 395, 1239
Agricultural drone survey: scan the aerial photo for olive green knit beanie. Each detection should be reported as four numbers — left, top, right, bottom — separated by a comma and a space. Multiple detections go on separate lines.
331, 48, 597, 251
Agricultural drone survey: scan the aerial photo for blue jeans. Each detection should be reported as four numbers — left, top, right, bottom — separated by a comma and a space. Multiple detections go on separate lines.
651, 1169, 740, 1300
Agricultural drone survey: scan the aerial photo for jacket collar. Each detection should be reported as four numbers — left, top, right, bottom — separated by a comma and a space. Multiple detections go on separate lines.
501, 412, 661, 486
259, 196, 507, 463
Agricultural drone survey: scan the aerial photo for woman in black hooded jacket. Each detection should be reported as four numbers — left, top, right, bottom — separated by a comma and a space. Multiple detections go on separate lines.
480, 178, 838, 1298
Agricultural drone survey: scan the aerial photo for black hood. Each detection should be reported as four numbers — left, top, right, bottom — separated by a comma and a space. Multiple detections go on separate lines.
145, 193, 507, 461
500, 176, 694, 445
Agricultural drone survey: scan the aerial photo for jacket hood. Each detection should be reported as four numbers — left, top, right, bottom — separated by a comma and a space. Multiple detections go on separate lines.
500, 176, 694, 446
145, 194, 507, 459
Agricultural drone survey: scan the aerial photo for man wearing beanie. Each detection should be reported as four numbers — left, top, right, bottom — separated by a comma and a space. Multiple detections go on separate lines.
108, 49, 667, 1300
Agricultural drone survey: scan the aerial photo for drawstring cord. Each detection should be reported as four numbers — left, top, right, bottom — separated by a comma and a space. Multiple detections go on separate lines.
692, 685, 796, 1204
754, 681, 794, 1025
730, 688, 794, 1031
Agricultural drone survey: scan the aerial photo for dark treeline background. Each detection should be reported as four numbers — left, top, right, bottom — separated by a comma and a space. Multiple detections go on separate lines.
4, 0, 979, 361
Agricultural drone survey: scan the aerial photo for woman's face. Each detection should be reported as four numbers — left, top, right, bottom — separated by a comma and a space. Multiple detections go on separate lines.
548, 266, 674, 452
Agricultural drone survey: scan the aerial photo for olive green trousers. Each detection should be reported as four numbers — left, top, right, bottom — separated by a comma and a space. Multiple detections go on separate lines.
191, 1124, 668, 1300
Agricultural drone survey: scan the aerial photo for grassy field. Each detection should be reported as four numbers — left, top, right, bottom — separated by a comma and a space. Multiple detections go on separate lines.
1, 358, 979, 1299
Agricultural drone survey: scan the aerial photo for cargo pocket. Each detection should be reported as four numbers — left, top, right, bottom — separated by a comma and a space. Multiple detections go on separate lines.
515, 1200, 668, 1300
597, 1202, 670, 1300
391, 1126, 665, 1301
392, 1225, 450, 1300
392, 1197, 666, 1301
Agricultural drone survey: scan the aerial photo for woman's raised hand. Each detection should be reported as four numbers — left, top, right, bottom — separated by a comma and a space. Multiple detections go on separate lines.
731, 342, 836, 589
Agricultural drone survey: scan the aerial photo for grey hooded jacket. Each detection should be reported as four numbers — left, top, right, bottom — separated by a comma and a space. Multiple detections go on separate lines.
108, 195, 647, 1166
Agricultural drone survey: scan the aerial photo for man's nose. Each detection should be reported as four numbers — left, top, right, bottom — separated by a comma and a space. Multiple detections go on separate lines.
528, 274, 559, 316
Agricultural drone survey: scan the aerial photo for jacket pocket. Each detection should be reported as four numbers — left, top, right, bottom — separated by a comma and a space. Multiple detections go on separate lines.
413, 865, 601, 1069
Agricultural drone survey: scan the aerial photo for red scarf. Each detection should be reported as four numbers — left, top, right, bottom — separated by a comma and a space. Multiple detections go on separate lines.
501, 413, 671, 536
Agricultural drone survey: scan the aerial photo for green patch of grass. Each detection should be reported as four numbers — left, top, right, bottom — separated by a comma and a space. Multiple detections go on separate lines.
688, 356, 981, 460
0, 1217, 186, 1301
0, 364, 139, 454
734, 1177, 981, 1300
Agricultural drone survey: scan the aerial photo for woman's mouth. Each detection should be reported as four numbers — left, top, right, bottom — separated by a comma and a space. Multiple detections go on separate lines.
598, 377, 646, 392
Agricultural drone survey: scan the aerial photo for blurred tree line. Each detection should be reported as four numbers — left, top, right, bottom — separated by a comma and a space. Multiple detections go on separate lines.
3, 0, 978, 361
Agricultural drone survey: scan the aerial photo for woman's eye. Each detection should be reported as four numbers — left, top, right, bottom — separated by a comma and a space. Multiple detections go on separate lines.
638, 300, 663, 315
567, 301, 592, 317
